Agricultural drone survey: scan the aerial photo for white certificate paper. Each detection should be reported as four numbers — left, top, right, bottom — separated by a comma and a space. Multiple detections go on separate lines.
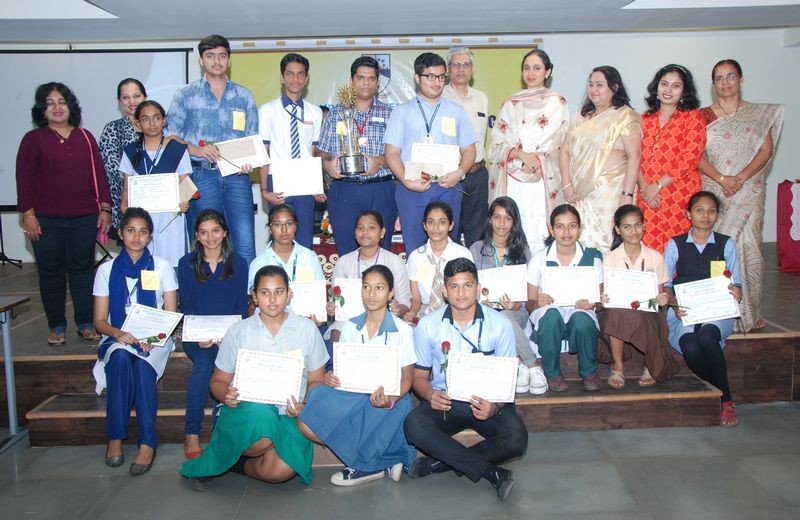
232, 349, 303, 405
215, 135, 271, 176
674, 276, 740, 326
333, 342, 401, 395
446, 351, 517, 403
120, 303, 183, 347
181, 314, 242, 342
333, 278, 364, 321
542, 266, 600, 306
270, 157, 324, 196
604, 268, 658, 312
405, 143, 460, 181
478, 265, 528, 302
289, 280, 327, 320
128, 173, 180, 213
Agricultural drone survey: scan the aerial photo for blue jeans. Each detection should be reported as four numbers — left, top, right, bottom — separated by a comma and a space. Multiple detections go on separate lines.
31, 213, 97, 332
105, 349, 158, 448
186, 167, 256, 264
183, 341, 219, 435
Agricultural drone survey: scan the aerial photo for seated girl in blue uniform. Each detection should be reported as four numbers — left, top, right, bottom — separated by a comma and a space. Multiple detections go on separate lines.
299, 264, 417, 486
92, 207, 179, 475
178, 209, 249, 459
118, 100, 192, 267
525, 204, 603, 392
663, 191, 742, 427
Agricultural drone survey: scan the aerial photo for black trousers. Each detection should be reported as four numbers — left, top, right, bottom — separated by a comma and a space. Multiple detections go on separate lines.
403, 400, 528, 482
460, 166, 489, 248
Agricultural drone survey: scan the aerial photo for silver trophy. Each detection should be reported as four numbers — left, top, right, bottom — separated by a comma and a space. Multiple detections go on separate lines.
337, 106, 366, 175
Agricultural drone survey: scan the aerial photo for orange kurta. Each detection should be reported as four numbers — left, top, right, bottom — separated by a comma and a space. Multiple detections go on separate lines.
639, 109, 706, 252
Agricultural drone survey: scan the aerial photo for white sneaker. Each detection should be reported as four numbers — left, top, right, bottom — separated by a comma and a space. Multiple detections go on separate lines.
388, 462, 403, 482
516, 363, 530, 393
528, 366, 548, 395
330, 467, 385, 486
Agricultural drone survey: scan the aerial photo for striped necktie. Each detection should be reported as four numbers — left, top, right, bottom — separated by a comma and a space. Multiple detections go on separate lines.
290, 104, 300, 158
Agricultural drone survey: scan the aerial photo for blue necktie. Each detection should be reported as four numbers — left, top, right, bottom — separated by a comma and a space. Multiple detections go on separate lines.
290, 104, 300, 158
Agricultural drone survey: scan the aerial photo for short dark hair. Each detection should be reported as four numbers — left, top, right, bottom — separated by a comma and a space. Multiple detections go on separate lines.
362, 264, 394, 291
712, 59, 743, 79
443, 257, 478, 284
116, 78, 147, 100
198, 35, 230, 55
422, 201, 454, 225
351, 56, 380, 78
356, 210, 383, 231
414, 52, 446, 75
581, 65, 631, 117
687, 191, 720, 212
644, 64, 700, 114
31, 82, 82, 127
119, 207, 153, 234
253, 265, 290, 292
281, 53, 309, 74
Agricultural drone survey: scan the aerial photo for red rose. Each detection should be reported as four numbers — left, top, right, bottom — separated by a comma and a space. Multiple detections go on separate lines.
481, 288, 489, 296
191, 191, 201, 200
723, 269, 732, 278
157, 332, 167, 339
199, 140, 206, 147
333, 286, 342, 296
630, 301, 640, 310
441, 341, 450, 354
412, 316, 420, 325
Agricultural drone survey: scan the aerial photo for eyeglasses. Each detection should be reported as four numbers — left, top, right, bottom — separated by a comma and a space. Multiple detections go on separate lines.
713, 72, 739, 83
449, 62, 472, 69
270, 220, 296, 230
419, 73, 448, 83
138, 115, 164, 124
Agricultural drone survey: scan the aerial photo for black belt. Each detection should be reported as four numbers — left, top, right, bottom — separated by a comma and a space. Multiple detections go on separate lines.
469, 160, 486, 174
190, 160, 219, 170
336, 175, 394, 185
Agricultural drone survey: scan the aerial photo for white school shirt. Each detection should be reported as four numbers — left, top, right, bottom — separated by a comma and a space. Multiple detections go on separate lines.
340, 312, 417, 367
258, 96, 322, 160
406, 238, 472, 305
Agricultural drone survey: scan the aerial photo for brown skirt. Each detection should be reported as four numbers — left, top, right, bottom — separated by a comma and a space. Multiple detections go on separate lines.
598, 308, 679, 382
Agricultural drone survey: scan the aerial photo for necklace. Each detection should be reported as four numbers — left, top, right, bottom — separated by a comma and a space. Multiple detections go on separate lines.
51, 127, 70, 143
718, 100, 741, 116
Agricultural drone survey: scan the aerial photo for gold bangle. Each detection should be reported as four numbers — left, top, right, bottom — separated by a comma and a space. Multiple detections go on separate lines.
655, 180, 663, 190
719, 175, 725, 183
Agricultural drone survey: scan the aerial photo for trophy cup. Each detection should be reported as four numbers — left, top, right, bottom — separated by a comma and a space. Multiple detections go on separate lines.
335, 85, 366, 176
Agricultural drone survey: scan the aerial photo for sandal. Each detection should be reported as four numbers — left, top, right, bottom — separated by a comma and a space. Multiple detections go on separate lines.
184, 436, 203, 460
47, 331, 67, 346
607, 369, 625, 389
77, 328, 100, 341
638, 367, 657, 387
720, 401, 739, 427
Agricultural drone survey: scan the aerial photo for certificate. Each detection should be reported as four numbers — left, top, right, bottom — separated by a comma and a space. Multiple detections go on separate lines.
333, 278, 364, 321
178, 175, 199, 202
232, 349, 303, 405
404, 142, 460, 181
674, 276, 740, 326
120, 303, 183, 347
270, 157, 324, 196
445, 351, 517, 403
333, 342, 401, 395
181, 314, 242, 342
478, 265, 527, 302
215, 135, 271, 176
128, 173, 180, 213
541, 266, 600, 306
289, 279, 327, 320
604, 268, 658, 312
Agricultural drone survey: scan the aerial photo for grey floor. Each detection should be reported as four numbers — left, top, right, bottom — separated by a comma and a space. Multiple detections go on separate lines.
0, 402, 799, 520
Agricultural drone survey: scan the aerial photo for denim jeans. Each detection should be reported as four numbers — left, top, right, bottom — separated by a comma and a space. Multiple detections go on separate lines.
31, 213, 97, 332
183, 341, 219, 435
186, 167, 256, 264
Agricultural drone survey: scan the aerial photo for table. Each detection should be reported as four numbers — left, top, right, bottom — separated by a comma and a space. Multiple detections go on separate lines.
0, 295, 30, 453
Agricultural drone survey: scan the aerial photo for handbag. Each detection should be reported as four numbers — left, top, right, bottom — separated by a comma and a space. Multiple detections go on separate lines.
80, 128, 109, 245
777, 179, 800, 273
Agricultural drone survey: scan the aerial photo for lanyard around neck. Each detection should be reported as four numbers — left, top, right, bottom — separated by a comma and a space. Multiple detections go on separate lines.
416, 98, 441, 138
143, 136, 165, 175
452, 317, 483, 354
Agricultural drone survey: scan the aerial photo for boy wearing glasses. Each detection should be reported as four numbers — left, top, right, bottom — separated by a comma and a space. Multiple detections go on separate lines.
384, 52, 478, 252
258, 53, 325, 250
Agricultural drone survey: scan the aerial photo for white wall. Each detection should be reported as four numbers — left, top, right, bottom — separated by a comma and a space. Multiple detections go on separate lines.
1, 28, 795, 263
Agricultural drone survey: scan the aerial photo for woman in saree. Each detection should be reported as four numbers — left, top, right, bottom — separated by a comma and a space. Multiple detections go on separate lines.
559, 66, 641, 253
698, 59, 784, 331
487, 49, 569, 255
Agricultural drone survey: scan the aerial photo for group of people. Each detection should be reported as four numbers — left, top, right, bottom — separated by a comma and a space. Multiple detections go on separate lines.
14, 31, 784, 501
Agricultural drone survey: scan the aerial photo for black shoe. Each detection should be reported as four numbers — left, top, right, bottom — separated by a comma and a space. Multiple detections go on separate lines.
189, 476, 213, 492
408, 457, 453, 479
483, 466, 514, 502
104, 454, 124, 468
129, 449, 156, 476
229, 456, 248, 476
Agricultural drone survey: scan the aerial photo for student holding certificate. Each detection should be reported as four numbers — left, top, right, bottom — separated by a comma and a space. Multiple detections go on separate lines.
405, 202, 471, 321
598, 205, 679, 389
469, 197, 544, 395
325, 210, 411, 341
92, 208, 179, 475
298, 265, 417, 486
181, 265, 329, 491
119, 100, 192, 267
525, 204, 603, 392
178, 209, 249, 460
664, 191, 743, 427
403, 258, 526, 502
